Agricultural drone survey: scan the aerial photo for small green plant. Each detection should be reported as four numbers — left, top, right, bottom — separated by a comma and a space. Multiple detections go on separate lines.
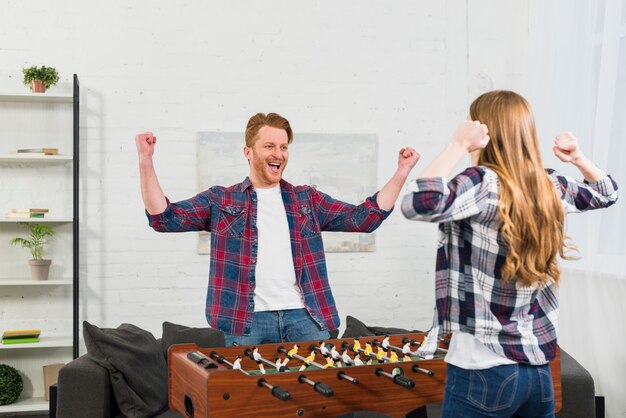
0, 364, 24, 406
10, 222, 55, 260
22, 65, 60, 89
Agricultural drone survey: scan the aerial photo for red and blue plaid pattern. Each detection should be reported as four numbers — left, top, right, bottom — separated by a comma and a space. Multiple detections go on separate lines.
147, 177, 391, 335
402, 166, 618, 365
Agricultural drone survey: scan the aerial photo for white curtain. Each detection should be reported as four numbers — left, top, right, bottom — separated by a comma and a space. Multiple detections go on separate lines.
528, 1, 626, 417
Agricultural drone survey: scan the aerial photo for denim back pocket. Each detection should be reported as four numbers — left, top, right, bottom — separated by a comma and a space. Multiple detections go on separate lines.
537, 367, 555, 403
216, 205, 246, 237
467, 366, 518, 412
299, 206, 320, 238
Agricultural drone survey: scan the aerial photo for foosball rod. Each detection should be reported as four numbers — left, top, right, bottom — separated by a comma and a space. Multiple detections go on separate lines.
308, 343, 335, 361
277, 345, 327, 370
209, 351, 292, 402
343, 340, 398, 364
379, 341, 444, 359
243, 347, 289, 372
379, 348, 435, 376
367, 347, 435, 376
401, 337, 448, 354
371, 337, 425, 359
298, 374, 334, 397
368, 340, 435, 376
411, 364, 435, 376
257, 378, 292, 401
309, 344, 360, 384
187, 351, 220, 370
375, 368, 415, 389
347, 343, 429, 376
376, 340, 415, 356
231, 341, 287, 371
343, 342, 382, 363
209, 351, 250, 375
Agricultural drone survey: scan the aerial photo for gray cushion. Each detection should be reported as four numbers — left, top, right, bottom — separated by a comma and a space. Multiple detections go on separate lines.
56, 354, 117, 418
83, 321, 168, 418
341, 315, 422, 338
161, 321, 225, 359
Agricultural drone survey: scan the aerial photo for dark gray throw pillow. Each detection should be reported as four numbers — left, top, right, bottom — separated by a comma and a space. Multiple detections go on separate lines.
341, 315, 422, 338
161, 321, 225, 359
83, 321, 168, 418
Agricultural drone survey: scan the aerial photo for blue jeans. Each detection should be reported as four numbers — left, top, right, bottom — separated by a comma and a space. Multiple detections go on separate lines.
442, 363, 555, 418
223, 308, 330, 346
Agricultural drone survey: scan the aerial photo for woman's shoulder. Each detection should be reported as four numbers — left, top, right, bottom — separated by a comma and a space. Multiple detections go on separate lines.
453, 165, 499, 186
543, 168, 567, 190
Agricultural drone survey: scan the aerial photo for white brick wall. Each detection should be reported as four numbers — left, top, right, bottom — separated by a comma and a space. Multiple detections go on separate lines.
0, 0, 529, 350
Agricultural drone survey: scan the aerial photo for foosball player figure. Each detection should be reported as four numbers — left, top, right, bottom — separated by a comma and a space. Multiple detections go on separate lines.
282, 344, 300, 367
288, 344, 300, 357
299, 350, 316, 371
353, 337, 361, 353
233, 355, 243, 371
329, 343, 342, 367
252, 346, 266, 374
403, 352, 412, 362
275, 356, 283, 370
381, 335, 390, 351
389, 350, 399, 363
402, 341, 411, 356
376, 347, 386, 364
323, 356, 336, 369
364, 341, 373, 365
353, 352, 364, 366
319, 341, 330, 358
341, 347, 353, 366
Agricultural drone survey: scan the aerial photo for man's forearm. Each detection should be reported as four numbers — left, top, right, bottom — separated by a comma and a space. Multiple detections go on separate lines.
376, 167, 412, 211
139, 158, 168, 215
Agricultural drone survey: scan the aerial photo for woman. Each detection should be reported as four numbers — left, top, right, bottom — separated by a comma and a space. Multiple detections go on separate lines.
401, 90, 618, 417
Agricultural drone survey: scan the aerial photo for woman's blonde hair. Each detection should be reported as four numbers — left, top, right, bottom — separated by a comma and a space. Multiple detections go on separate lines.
470, 90, 572, 286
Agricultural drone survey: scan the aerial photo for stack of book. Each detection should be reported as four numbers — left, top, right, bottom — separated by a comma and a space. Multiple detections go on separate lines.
5, 208, 49, 219
17, 147, 59, 155
2, 329, 41, 344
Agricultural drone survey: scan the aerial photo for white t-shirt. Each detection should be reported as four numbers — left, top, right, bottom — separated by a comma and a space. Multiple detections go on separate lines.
253, 185, 305, 311
445, 331, 516, 369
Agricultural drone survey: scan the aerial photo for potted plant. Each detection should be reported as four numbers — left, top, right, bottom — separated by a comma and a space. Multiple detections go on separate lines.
0, 364, 24, 406
22, 65, 60, 93
10, 222, 55, 280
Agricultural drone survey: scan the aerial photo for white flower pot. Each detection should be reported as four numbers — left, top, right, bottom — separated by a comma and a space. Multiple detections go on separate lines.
29, 259, 51, 280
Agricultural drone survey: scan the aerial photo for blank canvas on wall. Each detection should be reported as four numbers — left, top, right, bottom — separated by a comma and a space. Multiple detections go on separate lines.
197, 132, 378, 253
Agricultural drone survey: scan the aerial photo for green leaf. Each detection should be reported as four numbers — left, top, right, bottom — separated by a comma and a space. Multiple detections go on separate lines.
22, 65, 60, 88
9, 222, 55, 260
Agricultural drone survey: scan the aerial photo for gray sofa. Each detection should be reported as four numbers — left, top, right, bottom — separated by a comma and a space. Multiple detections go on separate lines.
55, 318, 596, 418
56, 354, 180, 418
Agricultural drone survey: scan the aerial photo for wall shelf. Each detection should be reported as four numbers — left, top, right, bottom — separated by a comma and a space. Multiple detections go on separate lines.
0, 75, 80, 416
0, 92, 73, 103
0, 154, 73, 163
0, 279, 72, 286
0, 217, 73, 223
0, 396, 49, 413
0, 336, 73, 350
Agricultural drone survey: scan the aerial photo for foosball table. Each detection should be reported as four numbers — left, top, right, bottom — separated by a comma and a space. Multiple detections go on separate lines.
168, 333, 562, 417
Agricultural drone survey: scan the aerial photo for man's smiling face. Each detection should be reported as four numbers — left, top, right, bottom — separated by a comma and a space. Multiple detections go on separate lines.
244, 125, 289, 188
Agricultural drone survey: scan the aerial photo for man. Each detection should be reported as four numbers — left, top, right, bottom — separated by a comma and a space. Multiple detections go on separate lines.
136, 112, 419, 346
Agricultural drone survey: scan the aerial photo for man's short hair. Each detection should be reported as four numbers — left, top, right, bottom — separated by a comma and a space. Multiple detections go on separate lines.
245, 112, 293, 147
